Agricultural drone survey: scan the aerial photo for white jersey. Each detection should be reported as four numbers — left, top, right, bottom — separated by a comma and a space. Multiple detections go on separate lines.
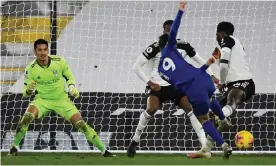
148, 51, 170, 86
219, 36, 253, 84
138, 40, 213, 86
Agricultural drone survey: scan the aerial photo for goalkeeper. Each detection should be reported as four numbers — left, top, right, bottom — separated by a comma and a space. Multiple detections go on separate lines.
8, 39, 115, 157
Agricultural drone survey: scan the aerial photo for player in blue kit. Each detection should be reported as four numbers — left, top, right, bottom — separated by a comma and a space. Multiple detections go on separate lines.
158, 1, 232, 159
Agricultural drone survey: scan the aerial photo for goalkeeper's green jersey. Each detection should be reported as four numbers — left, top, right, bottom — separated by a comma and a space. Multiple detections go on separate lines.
23, 55, 75, 100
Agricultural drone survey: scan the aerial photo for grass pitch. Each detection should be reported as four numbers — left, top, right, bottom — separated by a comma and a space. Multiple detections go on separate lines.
1, 152, 276, 165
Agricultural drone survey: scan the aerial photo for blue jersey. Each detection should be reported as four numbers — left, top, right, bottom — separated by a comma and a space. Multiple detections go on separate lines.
158, 10, 208, 89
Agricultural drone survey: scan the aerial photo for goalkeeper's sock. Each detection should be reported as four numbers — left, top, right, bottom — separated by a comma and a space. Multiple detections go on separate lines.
187, 111, 206, 146
13, 112, 34, 147
133, 111, 152, 142
75, 120, 105, 153
210, 98, 225, 120
202, 120, 224, 146
90, 136, 106, 155
222, 105, 233, 118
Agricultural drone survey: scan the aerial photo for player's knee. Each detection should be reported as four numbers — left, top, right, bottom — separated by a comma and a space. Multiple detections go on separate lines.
227, 89, 245, 107
226, 96, 239, 111
27, 105, 39, 119
196, 114, 209, 124
146, 108, 157, 116
179, 96, 192, 113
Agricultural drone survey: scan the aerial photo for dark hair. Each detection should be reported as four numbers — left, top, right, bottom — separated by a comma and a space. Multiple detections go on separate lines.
158, 34, 169, 49
34, 39, 48, 50
163, 20, 173, 29
217, 21, 235, 35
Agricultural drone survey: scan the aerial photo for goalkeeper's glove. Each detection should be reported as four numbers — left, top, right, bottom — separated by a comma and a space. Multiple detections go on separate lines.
26, 80, 36, 95
68, 85, 80, 99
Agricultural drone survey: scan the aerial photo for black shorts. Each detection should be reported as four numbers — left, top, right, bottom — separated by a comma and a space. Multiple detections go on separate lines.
146, 85, 183, 106
219, 79, 255, 107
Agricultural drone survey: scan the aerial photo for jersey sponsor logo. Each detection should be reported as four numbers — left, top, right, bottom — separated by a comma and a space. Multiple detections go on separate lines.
233, 81, 249, 88
36, 78, 60, 85
53, 70, 58, 76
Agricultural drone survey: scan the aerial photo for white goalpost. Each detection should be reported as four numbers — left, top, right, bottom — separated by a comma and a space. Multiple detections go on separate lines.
1, 1, 275, 154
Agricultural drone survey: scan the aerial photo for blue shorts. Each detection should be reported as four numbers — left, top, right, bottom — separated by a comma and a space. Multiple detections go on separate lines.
180, 72, 216, 116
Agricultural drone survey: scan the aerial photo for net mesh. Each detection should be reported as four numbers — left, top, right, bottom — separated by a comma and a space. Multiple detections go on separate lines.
1, 1, 275, 152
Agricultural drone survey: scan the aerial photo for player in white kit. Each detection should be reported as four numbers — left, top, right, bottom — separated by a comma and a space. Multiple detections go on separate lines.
127, 19, 219, 158
188, 21, 256, 158
215, 21, 255, 131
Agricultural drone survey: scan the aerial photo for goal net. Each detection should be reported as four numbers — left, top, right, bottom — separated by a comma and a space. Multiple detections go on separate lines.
1, 1, 275, 153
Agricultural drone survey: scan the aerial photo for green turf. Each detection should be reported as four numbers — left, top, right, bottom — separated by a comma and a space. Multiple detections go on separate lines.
1, 153, 276, 165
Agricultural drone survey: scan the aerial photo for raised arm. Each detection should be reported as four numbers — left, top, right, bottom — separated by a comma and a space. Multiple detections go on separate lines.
168, 2, 187, 46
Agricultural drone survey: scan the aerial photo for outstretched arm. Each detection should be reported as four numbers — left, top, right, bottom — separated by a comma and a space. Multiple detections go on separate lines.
168, 2, 187, 46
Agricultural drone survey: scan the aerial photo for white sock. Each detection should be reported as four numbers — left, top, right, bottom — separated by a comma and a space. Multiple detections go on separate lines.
200, 136, 215, 152
222, 105, 233, 118
187, 111, 207, 146
133, 111, 152, 142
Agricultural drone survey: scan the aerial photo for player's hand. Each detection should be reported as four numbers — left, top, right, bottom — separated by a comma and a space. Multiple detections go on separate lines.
212, 47, 221, 59
147, 81, 161, 92
207, 56, 216, 66
179, 1, 187, 11
68, 85, 80, 99
217, 84, 226, 93
26, 80, 36, 94
211, 75, 219, 85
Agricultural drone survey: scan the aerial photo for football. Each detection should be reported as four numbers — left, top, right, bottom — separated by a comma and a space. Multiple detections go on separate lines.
235, 130, 254, 149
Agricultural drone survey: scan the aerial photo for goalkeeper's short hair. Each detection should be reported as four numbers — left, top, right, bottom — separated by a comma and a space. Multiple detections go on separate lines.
34, 39, 48, 50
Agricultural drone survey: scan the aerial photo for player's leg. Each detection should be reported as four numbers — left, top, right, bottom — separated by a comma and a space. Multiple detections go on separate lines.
128, 88, 162, 158
221, 89, 245, 117
186, 96, 227, 159
219, 79, 255, 131
193, 101, 232, 159
70, 113, 115, 157
177, 96, 212, 159
54, 97, 115, 157
177, 96, 207, 147
9, 98, 50, 156
185, 74, 232, 159
132, 95, 160, 142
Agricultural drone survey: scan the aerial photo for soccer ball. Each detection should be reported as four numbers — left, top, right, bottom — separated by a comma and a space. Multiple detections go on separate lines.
235, 130, 254, 149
